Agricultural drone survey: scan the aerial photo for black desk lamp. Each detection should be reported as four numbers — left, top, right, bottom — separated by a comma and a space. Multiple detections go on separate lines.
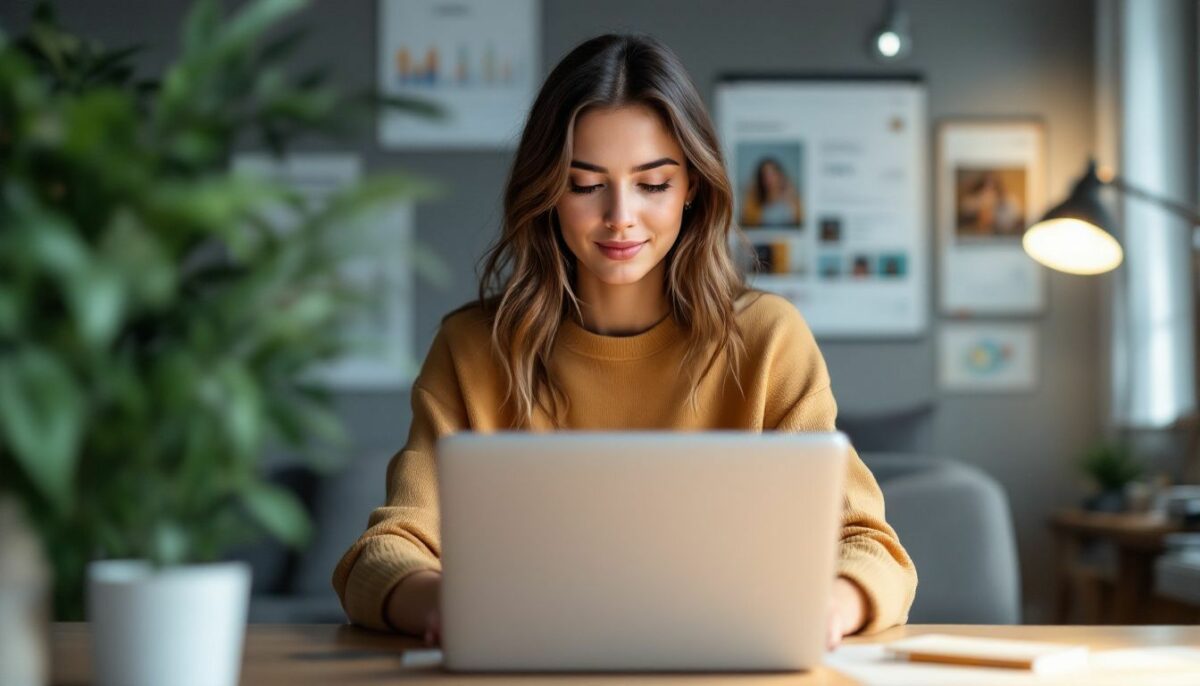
1022, 160, 1200, 275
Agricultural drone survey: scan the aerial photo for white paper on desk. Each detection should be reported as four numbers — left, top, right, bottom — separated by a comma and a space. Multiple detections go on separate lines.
827, 645, 1200, 686
400, 649, 444, 669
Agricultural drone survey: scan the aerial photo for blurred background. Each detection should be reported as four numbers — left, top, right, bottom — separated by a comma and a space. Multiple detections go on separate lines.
2, 0, 1199, 632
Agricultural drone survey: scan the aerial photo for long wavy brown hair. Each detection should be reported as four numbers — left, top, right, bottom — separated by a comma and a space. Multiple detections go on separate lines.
476, 34, 750, 427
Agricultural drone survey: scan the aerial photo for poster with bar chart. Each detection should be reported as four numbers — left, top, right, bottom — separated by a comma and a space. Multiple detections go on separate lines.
377, 0, 539, 149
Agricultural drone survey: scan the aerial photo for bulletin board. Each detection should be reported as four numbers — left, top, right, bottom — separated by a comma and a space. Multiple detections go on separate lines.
715, 76, 929, 338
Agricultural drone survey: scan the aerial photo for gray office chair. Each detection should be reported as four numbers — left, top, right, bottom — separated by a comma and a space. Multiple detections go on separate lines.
863, 453, 1022, 624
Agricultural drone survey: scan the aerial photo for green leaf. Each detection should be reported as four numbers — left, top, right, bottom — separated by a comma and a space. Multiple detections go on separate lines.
258, 27, 308, 66
16, 202, 89, 277
181, 0, 222, 59
0, 347, 85, 513
266, 389, 346, 451
215, 362, 264, 458
151, 520, 189, 566
99, 208, 177, 308
83, 45, 144, 86
242, 482, 311, 549
308, 173, 440, 246
31, 1, 56, 26
64, 264, 126, 349
218, 0, 308, 59
145, 175, 286, 259
63, 88, 140, 160
0, 289, 19, 337
262, 87, 337, 125
361, 92, 444, 119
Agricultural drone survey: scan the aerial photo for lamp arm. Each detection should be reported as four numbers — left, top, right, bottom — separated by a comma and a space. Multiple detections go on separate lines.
1107, 175, 1200, 227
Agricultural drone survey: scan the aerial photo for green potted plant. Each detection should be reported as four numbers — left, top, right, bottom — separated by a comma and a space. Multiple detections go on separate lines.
1080, 441, 1142, 512
0, 1, 438, 684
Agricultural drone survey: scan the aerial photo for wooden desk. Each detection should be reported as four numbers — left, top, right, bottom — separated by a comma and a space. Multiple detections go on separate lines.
1050, 509, 1184, 624
50, 623, 1200, 685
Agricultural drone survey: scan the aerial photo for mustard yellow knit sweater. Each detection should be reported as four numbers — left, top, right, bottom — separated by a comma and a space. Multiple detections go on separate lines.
332, 292, 917, 633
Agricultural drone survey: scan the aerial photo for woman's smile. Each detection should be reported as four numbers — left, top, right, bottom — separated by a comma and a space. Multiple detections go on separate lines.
595, 239, 649, 260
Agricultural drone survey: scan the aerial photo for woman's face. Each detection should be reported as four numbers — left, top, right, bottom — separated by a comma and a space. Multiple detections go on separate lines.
759, 161, 786, 195
555, 104, 695, 289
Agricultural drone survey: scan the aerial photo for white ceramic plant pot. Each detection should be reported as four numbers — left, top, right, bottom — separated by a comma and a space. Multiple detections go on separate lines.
87, 560, 251, 686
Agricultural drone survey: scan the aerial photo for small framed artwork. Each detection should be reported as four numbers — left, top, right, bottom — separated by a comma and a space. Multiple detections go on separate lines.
938, 322, 1039, 393
937, 119, 1047, 316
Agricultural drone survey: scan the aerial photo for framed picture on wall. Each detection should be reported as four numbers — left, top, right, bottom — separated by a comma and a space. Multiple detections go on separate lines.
232, 153, 416, 390
715, 76, 929, 339
937, 119, 1047, 316
376, 0, 540, 149
938, 321, 1039, 393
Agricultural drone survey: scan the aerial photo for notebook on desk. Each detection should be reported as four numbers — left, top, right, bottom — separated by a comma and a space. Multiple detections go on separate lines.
436, 431, 849, 672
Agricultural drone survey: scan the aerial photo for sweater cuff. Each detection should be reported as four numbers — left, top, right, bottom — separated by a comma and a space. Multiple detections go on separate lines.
341, 535, 441, 631
836, 549, 915, 634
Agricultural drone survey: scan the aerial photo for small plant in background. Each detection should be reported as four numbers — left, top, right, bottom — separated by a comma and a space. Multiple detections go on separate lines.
0, 0, 441, 619
1079, 441, 1142, 511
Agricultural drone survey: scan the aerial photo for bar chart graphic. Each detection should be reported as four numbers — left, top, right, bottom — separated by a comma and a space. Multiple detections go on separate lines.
378, 0, 539, 148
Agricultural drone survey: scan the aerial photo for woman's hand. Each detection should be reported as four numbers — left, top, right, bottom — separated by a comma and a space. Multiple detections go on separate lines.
390, 571, 865, 649
385, 569, 441, 643
827, 576, 868, 650
423, 607, 442, 647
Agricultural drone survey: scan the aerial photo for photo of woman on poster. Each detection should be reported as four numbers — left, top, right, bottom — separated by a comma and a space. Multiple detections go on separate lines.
737, 142, 805, 228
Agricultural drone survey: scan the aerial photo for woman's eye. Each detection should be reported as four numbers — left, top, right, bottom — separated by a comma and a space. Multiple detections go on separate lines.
569, 182, 671, 194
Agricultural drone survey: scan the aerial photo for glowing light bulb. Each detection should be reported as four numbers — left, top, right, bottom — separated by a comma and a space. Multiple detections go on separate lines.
1023, 218, 1124, 275
876, 31, 902, 58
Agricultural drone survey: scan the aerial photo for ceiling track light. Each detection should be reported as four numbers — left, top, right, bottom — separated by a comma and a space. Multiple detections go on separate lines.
869, 0, 913, 62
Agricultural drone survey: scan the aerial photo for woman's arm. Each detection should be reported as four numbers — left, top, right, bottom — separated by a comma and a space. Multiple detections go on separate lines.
753, 296, 918, 635
776, 385, 918, 634
331, 327, 469, 632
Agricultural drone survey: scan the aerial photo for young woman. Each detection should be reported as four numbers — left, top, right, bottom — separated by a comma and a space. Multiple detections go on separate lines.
741, 157, 805, 227
333, 34, 916, 649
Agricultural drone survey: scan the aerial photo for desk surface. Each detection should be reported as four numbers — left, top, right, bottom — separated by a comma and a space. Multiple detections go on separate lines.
50, 623, 1200, 685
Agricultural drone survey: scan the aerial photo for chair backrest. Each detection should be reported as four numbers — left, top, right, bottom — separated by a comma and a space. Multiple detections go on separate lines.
862, 453, 1022, 624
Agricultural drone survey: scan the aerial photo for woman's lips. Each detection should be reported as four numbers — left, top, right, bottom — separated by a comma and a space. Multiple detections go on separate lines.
596, 240, 648, 261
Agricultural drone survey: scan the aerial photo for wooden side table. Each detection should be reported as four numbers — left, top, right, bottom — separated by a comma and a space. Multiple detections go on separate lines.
1050, 509, 1182, 624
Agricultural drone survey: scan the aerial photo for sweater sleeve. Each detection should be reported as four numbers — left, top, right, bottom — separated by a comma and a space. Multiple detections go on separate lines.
330, 327, 467, 630
775, 385, 918, 634
760, 299, 918, 633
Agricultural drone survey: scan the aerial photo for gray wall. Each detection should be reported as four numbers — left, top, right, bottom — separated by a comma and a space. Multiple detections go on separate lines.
2, 0, 1100, 621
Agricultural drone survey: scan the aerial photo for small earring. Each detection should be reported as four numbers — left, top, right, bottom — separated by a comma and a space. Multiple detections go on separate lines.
684, 201, 693, 210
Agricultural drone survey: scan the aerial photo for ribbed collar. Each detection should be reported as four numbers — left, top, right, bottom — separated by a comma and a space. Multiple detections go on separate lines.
557, 312, 685, 361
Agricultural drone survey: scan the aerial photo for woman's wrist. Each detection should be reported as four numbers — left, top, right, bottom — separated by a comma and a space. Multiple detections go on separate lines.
385, 569, 441, 636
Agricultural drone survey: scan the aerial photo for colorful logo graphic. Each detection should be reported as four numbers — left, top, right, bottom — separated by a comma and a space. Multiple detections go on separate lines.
964, 338, 1014, 375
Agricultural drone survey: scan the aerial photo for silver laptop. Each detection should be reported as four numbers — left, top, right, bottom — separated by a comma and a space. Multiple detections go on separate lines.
437, 431, 848, 672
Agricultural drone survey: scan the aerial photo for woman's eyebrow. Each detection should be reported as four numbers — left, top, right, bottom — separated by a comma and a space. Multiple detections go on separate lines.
570, 157, 680, 173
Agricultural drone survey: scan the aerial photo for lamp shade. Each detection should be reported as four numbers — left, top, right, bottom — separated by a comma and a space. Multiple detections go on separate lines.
1022, 162, 1124, 275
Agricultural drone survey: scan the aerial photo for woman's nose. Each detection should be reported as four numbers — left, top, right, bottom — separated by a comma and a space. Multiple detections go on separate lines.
605, 187, 636, 231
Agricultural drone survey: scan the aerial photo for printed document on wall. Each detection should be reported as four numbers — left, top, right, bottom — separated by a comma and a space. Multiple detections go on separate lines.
232, 153, 416, 389
937, 120, 1046, 315
716, 78, 928, 338
377, 0, 540, 149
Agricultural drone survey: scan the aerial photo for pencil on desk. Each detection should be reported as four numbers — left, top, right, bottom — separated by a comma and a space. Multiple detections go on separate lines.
886, 634, 1090, 674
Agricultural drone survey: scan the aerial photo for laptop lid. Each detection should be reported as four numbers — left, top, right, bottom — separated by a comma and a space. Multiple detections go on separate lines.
438, 431, 848, 672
